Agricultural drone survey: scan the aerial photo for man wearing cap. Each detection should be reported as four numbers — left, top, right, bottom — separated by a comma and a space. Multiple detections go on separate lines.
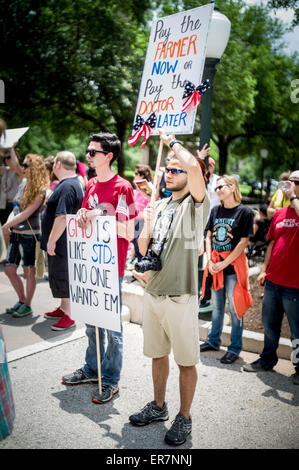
243, 170, 299, 384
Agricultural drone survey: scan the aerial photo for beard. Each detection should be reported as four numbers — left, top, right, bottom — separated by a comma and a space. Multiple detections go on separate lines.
166, 179, 187, 192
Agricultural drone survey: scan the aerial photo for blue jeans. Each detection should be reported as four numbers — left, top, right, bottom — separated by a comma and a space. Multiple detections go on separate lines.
258, 280, 299, 372
207, 274, 243, 355
83, 277, 123, 387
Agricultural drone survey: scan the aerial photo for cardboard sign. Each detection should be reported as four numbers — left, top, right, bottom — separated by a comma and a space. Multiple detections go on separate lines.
131, 4, 214, 136
0, 127, 29, 148
66, 215, 121, 333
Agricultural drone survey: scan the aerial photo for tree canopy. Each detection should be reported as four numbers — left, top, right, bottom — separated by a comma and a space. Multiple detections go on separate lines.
1, 0, 298, 177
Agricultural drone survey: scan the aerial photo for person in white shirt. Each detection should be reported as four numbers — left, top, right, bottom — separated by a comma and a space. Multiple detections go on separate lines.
206, 157, 220, 210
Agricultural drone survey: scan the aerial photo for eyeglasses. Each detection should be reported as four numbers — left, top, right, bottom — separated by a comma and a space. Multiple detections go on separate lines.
215, 184, 230, 192
289, 180, 299, 186
21, 162, 30, 169
3, 156, 11, 160
165, 167, 187, 175
86, 149, 109, 157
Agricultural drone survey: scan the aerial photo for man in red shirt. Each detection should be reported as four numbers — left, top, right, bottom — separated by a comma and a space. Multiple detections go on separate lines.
62, 132, 136, 403
243, 171, 299, 385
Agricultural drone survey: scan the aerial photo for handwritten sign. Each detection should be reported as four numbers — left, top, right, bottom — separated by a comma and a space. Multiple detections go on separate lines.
131, 4, 214, 137
66, 215, 121, 333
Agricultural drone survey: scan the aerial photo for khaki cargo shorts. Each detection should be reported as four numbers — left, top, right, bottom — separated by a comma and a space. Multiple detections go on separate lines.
142, 292, 200, 366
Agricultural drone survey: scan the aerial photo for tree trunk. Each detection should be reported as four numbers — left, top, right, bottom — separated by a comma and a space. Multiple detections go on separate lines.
218, 135, 229, 176
115, 120, 127, 177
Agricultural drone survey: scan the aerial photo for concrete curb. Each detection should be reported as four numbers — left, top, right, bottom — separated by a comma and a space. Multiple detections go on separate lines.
6, 305, 131, 363
122, 268, 293, 361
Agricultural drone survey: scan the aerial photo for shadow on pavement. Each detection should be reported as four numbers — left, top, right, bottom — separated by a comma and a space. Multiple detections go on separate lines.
0, 311, 38, 328
52, 386, 192, 449
200, 351, 246, 373
257, 371, 299, 407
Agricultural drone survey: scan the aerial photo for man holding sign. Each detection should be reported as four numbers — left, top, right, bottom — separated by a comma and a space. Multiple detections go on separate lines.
62, 133, 136, 405
129, 131, 210, 446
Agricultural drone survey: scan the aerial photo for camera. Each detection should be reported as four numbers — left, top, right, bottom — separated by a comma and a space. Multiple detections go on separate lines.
135, 250, 162, 273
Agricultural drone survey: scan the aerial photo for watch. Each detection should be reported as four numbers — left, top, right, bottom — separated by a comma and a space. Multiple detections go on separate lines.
169, 139, 183, 149
290, 196, 298, 202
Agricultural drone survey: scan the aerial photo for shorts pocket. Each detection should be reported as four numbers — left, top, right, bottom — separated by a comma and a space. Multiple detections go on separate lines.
168, 294, 192, 305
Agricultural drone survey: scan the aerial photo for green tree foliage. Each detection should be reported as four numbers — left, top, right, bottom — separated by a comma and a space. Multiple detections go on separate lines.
0, 0, 152, 173
268, 0, 299, 27
1, 0, 298, 177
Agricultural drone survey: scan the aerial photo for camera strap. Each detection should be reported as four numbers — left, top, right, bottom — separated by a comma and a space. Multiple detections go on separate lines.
150, 192, 190, 257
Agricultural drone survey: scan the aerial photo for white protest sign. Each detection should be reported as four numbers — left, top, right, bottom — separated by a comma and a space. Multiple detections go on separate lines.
66, 215, 121, 333
131, 4, 214, 137
0, 127, 29, 148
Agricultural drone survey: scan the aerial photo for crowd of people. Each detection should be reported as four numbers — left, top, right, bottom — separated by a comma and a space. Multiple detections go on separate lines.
0, 122, 298, 445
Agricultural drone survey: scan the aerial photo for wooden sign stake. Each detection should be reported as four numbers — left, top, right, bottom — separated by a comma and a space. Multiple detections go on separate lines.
95, 326, 102, 395
151, 139, 164, 204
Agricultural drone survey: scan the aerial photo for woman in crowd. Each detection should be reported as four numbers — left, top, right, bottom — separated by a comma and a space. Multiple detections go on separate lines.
130, 164, 153, 286
267, 171, 290, 219
2, 154, 49, 317
44, 155, 59, 192
0, 145, 23, 247
200, 175, 253, 364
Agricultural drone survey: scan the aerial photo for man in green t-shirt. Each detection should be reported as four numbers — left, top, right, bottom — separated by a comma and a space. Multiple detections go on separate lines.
129, 131, 210, 446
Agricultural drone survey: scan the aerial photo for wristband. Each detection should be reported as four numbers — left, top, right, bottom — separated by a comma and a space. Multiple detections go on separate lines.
290, 196, 298, 202
169, 139, 183, 149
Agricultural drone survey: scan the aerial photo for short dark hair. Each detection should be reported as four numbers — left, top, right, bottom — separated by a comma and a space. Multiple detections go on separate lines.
89, 132, 121, 166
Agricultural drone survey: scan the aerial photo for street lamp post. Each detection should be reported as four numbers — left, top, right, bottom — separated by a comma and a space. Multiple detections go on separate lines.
198, 3, 231, 317
199, 3, 231, 170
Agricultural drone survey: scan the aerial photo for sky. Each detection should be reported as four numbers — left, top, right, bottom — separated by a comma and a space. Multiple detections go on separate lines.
245, 0, 299, 55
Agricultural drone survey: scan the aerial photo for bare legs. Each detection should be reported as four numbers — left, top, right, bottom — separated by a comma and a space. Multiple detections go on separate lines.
152, 356, 197, 419
5, 265, 36, 306
60, 298, 71, 317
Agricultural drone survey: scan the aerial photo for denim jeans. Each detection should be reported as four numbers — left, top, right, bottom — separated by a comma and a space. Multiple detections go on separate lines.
83, 277, 123, 387
206, 274, 243, 356
6, 232, 37, 268
259, 280, 299, 372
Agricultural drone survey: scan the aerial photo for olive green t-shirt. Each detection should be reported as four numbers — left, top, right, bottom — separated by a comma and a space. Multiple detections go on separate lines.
146, 193, 210, 296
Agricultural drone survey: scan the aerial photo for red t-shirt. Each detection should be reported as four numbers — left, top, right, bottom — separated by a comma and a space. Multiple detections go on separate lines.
266, 206, 299, 289
82, 174, 136, 277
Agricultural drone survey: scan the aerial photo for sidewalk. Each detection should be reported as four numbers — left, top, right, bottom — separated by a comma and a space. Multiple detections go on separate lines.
1, 322, 298, 449
0, 267, 298, 449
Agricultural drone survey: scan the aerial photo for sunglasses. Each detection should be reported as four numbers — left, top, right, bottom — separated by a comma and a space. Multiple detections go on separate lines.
86, 149, 109, 157
215, 184, 230, 192
165, 167, 187, 175
289, 180, 299, 186
3, 155, 11, 160
21, 162, 30, 169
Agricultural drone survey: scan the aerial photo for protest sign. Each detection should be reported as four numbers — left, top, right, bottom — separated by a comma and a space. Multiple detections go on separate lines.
135, 179, 153, 199
130, 3, 214, 140
66, 215, 121, 333
0, 127, 29, 148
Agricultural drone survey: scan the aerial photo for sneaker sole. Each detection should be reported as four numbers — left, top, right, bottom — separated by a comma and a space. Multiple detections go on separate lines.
164, 429, 191, 446
51, 323, 76, 331
62, 377, 99, 386
129, 414, 169, 426
44, 314, 64, 319
92, 388, 119, 405
12, 310, 33, 317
